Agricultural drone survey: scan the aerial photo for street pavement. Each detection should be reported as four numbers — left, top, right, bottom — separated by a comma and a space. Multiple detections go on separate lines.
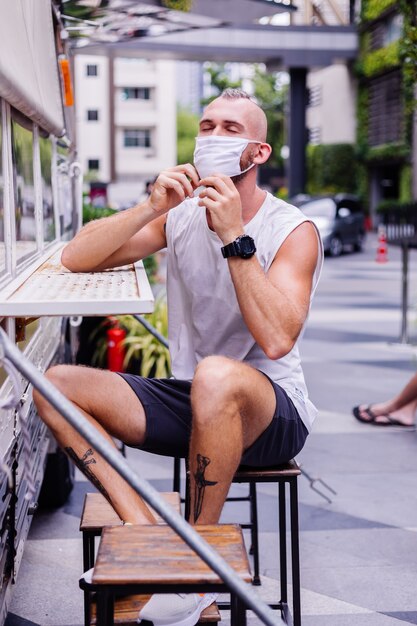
5, 233, 417, 626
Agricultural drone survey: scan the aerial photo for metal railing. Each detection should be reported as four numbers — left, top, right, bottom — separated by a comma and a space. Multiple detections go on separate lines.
0, 326, 284, 626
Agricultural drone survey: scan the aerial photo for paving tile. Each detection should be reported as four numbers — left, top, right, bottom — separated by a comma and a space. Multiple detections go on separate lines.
383, 613, 417, 625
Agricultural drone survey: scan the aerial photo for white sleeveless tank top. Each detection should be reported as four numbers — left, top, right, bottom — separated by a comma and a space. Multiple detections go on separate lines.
165, 192, 323, 431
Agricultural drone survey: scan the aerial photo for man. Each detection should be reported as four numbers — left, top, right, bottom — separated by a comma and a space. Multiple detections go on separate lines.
34, 89, 322, 626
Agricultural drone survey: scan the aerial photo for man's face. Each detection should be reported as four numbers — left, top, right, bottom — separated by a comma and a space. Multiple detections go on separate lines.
197, 98, 263, 176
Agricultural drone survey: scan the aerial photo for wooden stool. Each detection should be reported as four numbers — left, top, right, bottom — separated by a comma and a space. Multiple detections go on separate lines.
80, 524, 252, 626
80, 491, 181, 572
183, 460, 302, 626
80, 492, 181, 626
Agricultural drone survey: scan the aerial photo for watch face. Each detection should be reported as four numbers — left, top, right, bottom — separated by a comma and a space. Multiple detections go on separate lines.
239, 236, 256, 258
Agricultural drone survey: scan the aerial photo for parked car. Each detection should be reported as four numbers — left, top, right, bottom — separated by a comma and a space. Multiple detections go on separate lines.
294, 194, 366, 257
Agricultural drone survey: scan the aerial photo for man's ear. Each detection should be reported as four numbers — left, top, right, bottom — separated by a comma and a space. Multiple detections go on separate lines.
253, 143, 272, 165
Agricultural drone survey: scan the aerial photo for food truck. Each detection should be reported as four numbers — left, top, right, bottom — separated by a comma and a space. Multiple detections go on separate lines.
0, 1, 82, 620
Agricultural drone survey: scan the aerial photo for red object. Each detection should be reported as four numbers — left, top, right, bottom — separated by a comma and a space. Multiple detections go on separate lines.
364, 216, 372, 232
376, 230, 388, 263
107, 327, 126, 372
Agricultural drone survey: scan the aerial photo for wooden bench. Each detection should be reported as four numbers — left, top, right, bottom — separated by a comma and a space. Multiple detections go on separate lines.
80, 523, 252, 626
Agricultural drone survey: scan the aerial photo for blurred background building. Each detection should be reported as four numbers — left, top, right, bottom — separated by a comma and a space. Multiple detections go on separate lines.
74, 54, 176, 208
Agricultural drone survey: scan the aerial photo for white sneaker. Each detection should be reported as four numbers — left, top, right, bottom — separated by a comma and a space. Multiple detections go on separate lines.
80, 567, 94, 584
137, 592, 218, 626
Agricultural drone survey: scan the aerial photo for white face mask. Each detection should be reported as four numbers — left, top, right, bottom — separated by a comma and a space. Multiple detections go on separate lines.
193, 135, 261, 179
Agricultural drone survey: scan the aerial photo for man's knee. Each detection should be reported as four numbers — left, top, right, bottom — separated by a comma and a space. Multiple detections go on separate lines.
33, 364, 77, 411
192, 356, 241, 408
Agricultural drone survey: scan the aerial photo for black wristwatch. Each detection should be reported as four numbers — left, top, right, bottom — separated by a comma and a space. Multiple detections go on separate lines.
221, 235, 256, 259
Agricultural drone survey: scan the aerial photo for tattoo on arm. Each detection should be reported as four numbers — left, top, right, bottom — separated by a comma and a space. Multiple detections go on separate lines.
65, 447, 112, 505
193, 453, 218, 523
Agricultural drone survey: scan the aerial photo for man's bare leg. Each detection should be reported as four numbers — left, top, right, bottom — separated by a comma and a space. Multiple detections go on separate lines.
356, 371, 417, 426
33, 364, 157, 524
188, 356, 277, 525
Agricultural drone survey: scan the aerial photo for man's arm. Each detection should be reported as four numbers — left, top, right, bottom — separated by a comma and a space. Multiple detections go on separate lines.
197, 174, 318, 359
62, 164, 199, 272
226, 222, 318, 359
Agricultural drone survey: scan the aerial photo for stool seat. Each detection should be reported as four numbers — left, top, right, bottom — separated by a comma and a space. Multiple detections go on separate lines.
92, 524, 252, 586
80, 491, 181, 532
89, 593, 221, 625
234, 460, 301, 481
86, 524, 252, 626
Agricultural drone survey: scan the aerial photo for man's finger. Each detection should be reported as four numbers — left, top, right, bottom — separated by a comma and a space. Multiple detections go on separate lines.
158, 171, 194, 198
167, 163, 200, 188
199, 175, 234, 195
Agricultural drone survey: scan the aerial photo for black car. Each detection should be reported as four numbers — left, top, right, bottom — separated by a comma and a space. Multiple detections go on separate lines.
294, 194, 366, 257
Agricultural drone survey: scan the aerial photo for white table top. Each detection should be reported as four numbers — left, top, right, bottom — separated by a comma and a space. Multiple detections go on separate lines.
0, 243, 154, 317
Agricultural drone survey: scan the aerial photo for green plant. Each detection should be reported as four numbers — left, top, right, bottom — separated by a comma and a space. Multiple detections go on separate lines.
306, 144, 357, 195
361, 41, 400, 77
162, 0, 192, 11
367, 142, 410, 162
82, 203, 116, 224
362, 0, 397, 21
91, 297, 171, 378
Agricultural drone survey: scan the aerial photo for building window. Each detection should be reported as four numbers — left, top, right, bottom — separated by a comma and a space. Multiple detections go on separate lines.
87, 109, 99, 121
308, 86, 322, 107
88, 159, 100, 170
122, 87, 151, 101
368, 70, 403, 146
309, 127, 321, 145
123, 129, 151, 148
384, 13, 403, 46
86, 64, 98, 77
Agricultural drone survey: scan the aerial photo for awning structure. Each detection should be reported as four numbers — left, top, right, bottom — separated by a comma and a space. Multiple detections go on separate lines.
62, 0, 296, 45
0, 0, 65, 137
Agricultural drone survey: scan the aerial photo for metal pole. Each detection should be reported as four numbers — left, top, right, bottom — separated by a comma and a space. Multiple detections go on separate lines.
400, 242, 409, 344
133, 314, 169, 348
0, 328, 283, 626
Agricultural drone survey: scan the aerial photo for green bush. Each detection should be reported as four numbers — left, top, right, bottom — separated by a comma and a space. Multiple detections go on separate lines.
363, 0, 397, 21
361, 41, 400, 77
307, 144, 357, 195
82, 203, 116, 224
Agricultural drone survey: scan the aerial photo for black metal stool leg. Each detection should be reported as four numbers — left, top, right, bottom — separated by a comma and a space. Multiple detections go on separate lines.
173, 457, 181, 493
231, 593, 247, 626
96, 589, 114, 626
279, 482, 288, 607
249, 482, 261, 585
290, 477, 301, 626
82, 532, 96, 626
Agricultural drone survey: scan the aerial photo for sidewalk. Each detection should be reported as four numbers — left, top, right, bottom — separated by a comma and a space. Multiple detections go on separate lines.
6, 234, 417, 626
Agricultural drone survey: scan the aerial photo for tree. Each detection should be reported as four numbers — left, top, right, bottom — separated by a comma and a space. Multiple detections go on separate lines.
201, 64, 242, 106
252, 65, 287, 169
177, 107, 200, 165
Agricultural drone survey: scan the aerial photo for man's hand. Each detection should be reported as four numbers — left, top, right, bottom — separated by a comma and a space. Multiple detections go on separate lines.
197, 174, 244, 244
147, 164, 200, 215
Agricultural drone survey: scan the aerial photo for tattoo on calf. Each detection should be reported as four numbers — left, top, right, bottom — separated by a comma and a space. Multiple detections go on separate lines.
65, 447, 111, 504
193, 453, 218, 523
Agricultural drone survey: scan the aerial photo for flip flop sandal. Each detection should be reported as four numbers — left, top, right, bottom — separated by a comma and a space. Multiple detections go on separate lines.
352, 405, 414, 428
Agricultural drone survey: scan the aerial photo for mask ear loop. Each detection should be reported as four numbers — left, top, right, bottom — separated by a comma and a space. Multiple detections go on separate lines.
235, 141, 262, 177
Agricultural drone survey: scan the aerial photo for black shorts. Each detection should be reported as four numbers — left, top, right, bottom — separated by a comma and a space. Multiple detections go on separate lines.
117, 374, 308, 467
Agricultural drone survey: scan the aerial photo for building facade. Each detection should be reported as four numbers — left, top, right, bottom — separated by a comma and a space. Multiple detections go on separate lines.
356, 0, 416, 217
74, 53, 176, 208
